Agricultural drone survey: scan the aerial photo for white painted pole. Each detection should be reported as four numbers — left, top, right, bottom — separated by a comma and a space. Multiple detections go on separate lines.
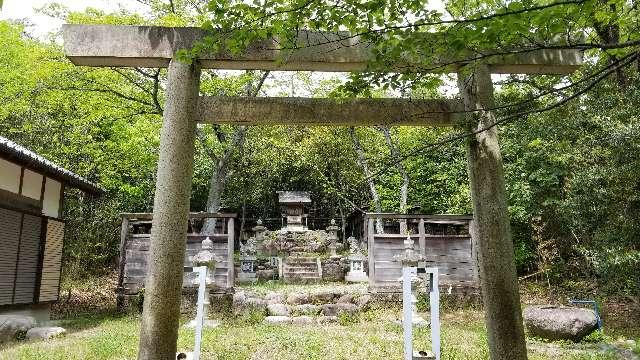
429, 268, 441, 360
193, 266, 207, 360
402, 266, 413, 360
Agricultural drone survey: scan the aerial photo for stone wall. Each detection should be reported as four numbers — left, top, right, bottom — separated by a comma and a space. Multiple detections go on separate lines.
320, 257, 369, 282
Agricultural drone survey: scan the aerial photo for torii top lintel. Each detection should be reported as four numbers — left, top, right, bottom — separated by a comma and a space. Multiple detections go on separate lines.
63, 24, 582, 74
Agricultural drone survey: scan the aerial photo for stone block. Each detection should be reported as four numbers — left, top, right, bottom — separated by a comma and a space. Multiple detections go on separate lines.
265, 292, 284, 304
356, 294, 372, 310
292, 316, 314, 325
233, 291, 267, 315
25, 327, 66, 340
293, 304, 321, 316
336, 294, 355, 304
317, 316, 338, 324
321, 303, 358, 317
310, 290, 336, 304
267, 304, 290, 317
0, 315, 36, 343
264, 316, 292, 324
257, 269, 276, 281
286, 292, 310, 305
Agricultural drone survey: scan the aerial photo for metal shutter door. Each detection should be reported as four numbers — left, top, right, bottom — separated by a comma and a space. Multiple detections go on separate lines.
13, 214, 42, 304
0, 208, 21, 305
39, 220, 64, 302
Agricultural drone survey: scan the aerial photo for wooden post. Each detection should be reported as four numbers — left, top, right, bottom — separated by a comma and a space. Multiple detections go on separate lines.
418, 218, 426, 256
367, 217, 375, 290
116, 216, 130, 311
138, 59, 201, 360
227, 217, 235, 288
457, 64, 527, 360
469, 219, 480, 284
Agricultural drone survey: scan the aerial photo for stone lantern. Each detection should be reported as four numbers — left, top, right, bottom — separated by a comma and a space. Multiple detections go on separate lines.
252, 219, 267, 246
345, 236, 368, 283
187, 237, 221, 328
238, 236, 258, 283
326, 219, 341, 258
394, 236, 428, 327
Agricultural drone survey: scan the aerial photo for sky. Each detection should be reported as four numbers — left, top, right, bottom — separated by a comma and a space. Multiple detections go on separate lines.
0, 0, 146, 39
0, 0, 461, 96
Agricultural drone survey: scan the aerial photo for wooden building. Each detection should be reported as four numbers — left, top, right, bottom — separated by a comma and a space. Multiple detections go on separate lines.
117, 212, 236, 308
364, 213, 478, 292
277, 191, 311, 231
0, 136, 102, 321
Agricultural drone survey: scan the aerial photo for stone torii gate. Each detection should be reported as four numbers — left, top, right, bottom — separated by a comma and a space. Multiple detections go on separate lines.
63, 24, 581, 360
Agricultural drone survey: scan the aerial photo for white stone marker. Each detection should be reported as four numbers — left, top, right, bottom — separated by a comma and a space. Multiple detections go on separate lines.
345, 236, 368, 283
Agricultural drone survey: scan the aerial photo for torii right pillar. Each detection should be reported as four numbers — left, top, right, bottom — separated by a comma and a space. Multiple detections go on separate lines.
458, 64, 527, 359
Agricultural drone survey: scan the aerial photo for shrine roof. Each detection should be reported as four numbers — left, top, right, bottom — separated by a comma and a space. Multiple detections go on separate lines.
277, 191, 311, 204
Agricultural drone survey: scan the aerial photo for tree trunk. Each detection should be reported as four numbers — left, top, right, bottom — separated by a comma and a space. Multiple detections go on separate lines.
201, 126, 248, 234
379, 126, 410, 234
457, 64, 527, 360
200, 71, 268, 234
138, 59, 200, 360
349, 127, 384, 234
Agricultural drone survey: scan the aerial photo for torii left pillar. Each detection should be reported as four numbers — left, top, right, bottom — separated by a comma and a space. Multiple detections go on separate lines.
138, 59, 201, 360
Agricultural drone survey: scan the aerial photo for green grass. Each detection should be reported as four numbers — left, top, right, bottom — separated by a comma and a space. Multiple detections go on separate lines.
0, 308, 633, 360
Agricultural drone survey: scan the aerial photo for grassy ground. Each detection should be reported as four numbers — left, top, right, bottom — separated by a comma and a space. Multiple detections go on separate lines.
1, 306, 638, 360
2, 277, 638, 359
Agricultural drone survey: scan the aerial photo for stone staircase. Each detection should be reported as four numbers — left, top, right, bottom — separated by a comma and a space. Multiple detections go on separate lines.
282, 255, 322, 284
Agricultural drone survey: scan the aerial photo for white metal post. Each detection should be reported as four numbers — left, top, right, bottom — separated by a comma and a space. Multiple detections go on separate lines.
402, 266, 413, 360
193, 265, 207, 360
428, 268, 441, 360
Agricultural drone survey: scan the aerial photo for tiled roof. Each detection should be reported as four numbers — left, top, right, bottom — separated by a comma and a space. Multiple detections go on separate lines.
277, 191, 311, 203
0, 135, 103, 195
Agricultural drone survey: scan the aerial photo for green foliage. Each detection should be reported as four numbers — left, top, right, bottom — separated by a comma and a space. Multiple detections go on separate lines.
2, 0, 640, 296
582, 330, 605, 343
337, 311, 360, 325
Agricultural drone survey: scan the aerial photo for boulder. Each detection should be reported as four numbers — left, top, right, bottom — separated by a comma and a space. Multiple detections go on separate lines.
265, 292, 284, 304
267, 303, 290, 316
0, 315, 36, 343
233, 292, 267, 315
257, 269, 276, 281
286, 292, 310, 305
293, 304, 321, 316
264, 316, 292, 324
25, 327, 66, 340
523, 305, 598, 341
232, 291, 247, 305
336, 294, 355, 304
321, 303, 358, 317
317, 316, 338, 324
310, 290, 336, 304
292, 316, 314, 325
356, 294, 372, 310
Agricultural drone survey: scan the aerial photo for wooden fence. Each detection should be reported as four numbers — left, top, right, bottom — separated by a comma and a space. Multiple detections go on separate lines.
365, 213, 477, 292
117, 213, 236, 302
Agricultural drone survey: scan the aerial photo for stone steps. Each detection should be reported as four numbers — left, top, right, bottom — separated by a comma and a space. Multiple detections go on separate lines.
284, 266, 318, 271
283, 256, 321, 284
284, 258, 318, 264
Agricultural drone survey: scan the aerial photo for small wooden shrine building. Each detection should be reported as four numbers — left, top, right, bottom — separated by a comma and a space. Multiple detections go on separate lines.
277, 191, 311, 231
0, 136, 102, 321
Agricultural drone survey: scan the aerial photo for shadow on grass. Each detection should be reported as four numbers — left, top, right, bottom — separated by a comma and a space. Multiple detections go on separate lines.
55, 311, 137, 333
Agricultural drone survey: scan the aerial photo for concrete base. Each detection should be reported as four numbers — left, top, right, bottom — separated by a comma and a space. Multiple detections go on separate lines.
0, 303, 51, 323
184, 319, 220, 329
236, 272, 257, 283
412, 350, 435, 360
345, 271, 368, 283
